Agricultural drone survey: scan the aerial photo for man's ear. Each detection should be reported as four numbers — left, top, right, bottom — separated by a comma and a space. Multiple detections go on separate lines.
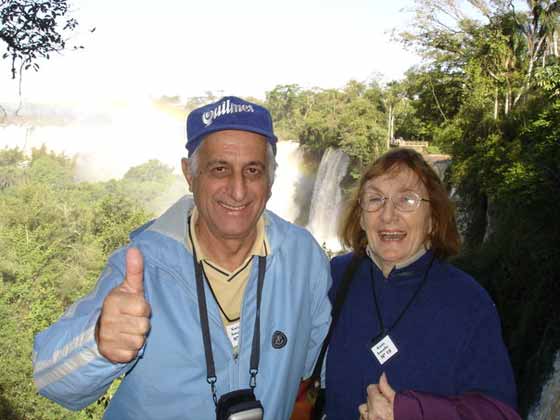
181, 158, 193, 189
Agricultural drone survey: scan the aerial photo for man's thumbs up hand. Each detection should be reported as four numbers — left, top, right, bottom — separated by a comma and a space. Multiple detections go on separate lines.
96, 248, 151, 363
121, 247, 145, 294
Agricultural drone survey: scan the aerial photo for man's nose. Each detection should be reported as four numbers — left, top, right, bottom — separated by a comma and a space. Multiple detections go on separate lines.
228, 171, 247, 201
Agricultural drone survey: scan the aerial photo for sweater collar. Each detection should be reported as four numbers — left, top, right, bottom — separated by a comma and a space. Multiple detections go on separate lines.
367, 247, 435, 281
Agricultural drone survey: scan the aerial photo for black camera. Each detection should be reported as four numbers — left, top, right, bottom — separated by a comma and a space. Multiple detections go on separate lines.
215, 389, 264, 420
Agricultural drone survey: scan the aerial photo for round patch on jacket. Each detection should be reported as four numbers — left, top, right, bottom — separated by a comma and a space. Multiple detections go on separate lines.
271, 330, 288, 349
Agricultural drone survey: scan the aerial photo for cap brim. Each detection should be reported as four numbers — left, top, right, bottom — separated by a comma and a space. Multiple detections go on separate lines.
187, 124, 277, 152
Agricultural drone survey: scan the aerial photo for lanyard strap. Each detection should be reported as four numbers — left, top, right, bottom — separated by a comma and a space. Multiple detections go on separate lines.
370, 254, 435, 337
189, 219, 265, 404
250, 255, 266, 385
310, 254, 363, 387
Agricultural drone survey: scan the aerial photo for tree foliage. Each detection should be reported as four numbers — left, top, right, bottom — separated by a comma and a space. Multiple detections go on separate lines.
400, 0, 560, 115
0, 146, 177, 419
0, 0, 80, 79
265, 81, 388, 178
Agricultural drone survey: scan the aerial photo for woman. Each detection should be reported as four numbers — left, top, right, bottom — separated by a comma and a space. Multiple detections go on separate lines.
324, 148, 520, 420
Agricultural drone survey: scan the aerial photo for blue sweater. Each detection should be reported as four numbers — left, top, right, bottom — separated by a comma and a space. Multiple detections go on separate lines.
325, 251, 517, 420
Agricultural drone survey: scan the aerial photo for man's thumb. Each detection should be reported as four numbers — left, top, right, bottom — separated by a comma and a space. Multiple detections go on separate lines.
122, 247, 144, 294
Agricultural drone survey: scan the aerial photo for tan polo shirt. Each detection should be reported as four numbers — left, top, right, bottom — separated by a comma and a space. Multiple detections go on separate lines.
187, 208, 270, 349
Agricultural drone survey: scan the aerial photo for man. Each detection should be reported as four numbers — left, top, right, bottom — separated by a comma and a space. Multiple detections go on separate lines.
33, 96, 332, 419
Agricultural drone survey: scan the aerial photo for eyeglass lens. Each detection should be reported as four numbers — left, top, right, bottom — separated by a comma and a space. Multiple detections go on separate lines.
361, 192, 421, 212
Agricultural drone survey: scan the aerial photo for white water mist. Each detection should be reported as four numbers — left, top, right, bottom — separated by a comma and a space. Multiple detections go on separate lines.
0, 101, 185, 181
268, 141, 305, 222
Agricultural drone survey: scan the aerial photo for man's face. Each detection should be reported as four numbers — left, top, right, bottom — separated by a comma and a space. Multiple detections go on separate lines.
184, 130, 271, 245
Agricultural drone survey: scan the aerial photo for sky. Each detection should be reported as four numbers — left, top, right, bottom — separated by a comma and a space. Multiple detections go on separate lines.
0, 0, 421, 105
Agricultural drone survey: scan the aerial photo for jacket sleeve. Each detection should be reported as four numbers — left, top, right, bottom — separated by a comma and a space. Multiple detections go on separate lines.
394, 391, 522, 420
32, 248, 137, 411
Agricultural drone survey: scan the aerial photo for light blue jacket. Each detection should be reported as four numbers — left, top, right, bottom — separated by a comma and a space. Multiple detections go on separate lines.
33, 196, 332, 419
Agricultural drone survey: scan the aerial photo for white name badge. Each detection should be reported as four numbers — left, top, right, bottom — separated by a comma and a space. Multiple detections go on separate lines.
226, 321, 241, 348
370, 335, 398, 365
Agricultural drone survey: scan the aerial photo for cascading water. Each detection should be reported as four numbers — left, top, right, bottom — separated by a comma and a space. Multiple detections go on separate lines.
528, 351, 560, 420
306, 147, 350, 252
268, 140, 306, 223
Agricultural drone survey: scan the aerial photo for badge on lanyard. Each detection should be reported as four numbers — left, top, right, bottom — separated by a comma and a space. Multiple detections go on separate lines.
226, 321, 241, 348
370, 334, 398, 365
368, 256, 435, 366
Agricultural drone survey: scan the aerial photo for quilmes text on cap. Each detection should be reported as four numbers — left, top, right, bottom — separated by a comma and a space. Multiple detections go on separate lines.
185, 96, 277, 156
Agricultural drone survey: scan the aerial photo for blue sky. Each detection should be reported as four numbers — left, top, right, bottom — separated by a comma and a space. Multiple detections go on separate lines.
1, 0, 421, 105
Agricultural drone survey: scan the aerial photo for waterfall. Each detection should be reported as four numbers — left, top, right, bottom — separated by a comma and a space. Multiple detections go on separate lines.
528, 351, 560, 420
267, 141, 306, 222
306, 147, 350, 252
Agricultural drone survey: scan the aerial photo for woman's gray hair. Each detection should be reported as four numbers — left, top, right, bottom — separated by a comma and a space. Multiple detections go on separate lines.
187, 139, 277, 188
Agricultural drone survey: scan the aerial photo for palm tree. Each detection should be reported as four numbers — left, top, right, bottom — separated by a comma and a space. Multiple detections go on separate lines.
512, 0, 560, 105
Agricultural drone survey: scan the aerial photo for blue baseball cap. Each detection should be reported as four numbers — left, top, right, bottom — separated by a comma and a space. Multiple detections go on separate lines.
185, 96, 277, 156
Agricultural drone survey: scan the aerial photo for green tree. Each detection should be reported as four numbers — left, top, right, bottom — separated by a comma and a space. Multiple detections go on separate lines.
0, 147, 171, 419
121, 159, 184, 215
383, 81, 406, 148
265, 84, 305, 139
0, 146, 27, 188
294, 81, 386, 174
392, 66, 464, 147
401, 0, 560, 114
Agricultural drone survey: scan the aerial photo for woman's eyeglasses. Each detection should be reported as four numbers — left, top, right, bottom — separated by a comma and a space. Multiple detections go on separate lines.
359, 191, 430, 213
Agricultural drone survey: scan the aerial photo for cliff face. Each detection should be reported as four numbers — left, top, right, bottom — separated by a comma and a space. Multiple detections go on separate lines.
451, 202, 560, 419
422, 153, 559, 419
423, 153, 452, 180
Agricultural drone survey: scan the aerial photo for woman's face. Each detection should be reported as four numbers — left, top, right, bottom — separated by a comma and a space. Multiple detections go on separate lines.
360, 167, 432, 275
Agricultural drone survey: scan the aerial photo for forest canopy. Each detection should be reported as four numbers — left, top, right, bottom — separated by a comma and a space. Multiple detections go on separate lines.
0, 147, 182, 418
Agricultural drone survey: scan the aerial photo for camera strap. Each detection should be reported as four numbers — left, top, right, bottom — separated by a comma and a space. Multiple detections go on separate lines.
189, 220, 265, 405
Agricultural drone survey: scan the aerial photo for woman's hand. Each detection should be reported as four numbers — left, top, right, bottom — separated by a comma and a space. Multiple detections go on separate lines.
358, 372, 396, 420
